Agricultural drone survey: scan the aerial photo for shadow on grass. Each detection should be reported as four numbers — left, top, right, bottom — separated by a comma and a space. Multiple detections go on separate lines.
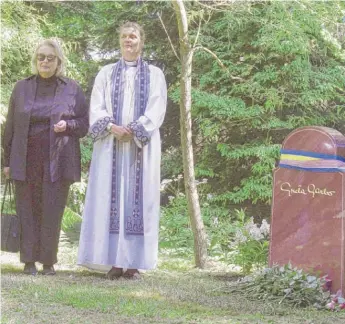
209, 272, 243, 282
3, 260, 345, 323
1, 264, 22, 274
0, 263, 106, 279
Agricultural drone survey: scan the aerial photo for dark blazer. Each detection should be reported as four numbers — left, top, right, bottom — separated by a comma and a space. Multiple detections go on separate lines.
3, 75, 89, 182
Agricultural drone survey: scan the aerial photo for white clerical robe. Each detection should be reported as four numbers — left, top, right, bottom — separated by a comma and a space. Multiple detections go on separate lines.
77, 61, 167, 271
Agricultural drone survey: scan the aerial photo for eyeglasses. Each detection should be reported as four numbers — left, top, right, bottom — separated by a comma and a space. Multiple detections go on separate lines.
37, 54, 57, 62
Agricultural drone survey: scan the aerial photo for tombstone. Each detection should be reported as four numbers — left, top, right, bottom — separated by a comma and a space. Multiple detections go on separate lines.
269, 126, 345, 294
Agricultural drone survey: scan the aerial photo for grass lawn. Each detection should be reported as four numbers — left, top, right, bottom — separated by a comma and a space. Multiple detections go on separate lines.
1, 232, 345, 324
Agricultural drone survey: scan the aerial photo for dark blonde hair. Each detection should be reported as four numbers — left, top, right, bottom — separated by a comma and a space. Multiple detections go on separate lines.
31, 38, 66, 76
119, 22, 146, 47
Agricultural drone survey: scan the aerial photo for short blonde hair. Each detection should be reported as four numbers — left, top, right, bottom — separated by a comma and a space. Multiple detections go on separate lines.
31, 38, 66, 76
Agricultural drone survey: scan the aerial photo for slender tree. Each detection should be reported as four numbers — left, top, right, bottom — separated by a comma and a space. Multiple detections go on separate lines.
172, 0, 208, 268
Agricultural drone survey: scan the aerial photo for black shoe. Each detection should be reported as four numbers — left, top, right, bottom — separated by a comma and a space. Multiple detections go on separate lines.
23, 262, 37, 276
42, 265, 56, 276
122, 269, 141, 280
106, 267, 123, 280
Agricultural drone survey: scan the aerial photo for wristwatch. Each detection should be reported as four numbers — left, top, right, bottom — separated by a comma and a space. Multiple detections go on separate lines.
106, 123, 113, 132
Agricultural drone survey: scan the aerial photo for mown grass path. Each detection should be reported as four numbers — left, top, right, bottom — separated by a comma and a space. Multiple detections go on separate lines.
1, 232, 345, 324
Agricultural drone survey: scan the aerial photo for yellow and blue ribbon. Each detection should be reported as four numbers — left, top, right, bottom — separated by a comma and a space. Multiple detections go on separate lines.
279, 149, 345, 172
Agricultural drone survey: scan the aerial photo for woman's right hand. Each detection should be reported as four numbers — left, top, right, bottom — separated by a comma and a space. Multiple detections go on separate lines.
3, 167, 10, 179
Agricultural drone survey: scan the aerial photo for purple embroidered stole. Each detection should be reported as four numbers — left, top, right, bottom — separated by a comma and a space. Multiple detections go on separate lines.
109, 58, 150, 235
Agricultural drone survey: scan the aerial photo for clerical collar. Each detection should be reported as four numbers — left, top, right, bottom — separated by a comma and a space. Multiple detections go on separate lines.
124, 60, 138, 67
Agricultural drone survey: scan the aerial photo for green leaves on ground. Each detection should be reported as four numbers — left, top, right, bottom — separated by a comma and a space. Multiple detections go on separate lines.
227, 263, 330, 308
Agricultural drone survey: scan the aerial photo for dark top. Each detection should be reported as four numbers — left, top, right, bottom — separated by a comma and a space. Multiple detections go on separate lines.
28, 75, 57, 137
2, 74, 89, 183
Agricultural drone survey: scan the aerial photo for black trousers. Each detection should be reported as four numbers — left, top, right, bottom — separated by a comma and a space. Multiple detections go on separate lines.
15, 179, 70, 265
14, 129, 70, 265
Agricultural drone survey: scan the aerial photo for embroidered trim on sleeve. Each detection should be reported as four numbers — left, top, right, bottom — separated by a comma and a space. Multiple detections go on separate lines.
128, 121, 150, 147
89, 116, 115, 141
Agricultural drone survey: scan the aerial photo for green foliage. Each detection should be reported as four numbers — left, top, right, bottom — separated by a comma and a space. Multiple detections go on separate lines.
161, 147, 183, 180
1, 1, 43, 115
1, 2, 42, 78
227, 263, 330, 308
1, 197, 16, 214
160, 194, 241, 258
159, 177, 237, 256
80, 137, 94, 173
214, 144, 280, 204
62, 206, 82, 233
227, 210, 270, 274
232, 239, 269, 274
1, 182, 16, 214
160, 193, 270, 273
187, 0, 345, 205
34, 1, 110, 89
160, 194, 193, 255
159, 178, 267, 263
67, 175, 88, 216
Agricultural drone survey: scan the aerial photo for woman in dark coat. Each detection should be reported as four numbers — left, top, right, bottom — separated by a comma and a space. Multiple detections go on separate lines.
2, 39, 88, 275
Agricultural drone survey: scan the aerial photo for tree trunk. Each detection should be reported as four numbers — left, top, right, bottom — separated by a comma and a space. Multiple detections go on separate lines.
172, 0, 208, 268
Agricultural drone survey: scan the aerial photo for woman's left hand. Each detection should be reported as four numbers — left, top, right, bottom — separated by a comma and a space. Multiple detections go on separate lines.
54, 120, 67, 133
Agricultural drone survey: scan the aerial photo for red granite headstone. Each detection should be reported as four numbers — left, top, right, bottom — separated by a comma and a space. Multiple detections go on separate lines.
269, 126, 345, 294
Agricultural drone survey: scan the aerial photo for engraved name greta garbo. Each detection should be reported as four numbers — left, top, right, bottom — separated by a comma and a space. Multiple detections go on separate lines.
280, 182, 336, 198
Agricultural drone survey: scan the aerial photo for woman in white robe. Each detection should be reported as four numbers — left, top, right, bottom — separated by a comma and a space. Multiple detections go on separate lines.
77, 22, 167, 279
